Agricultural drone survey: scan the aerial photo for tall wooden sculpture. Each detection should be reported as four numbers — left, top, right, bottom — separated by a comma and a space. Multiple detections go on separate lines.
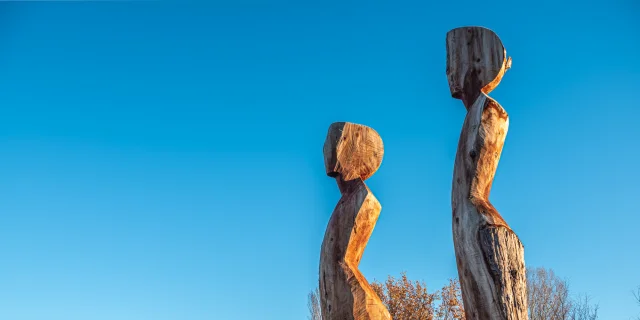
447, 27, 528, 319
319, 122, 390, 320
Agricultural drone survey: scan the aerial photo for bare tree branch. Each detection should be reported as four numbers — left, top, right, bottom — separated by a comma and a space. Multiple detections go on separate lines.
526, 267, 599, 320
568, 295, 598, 320
308, 287, 322, 320
634, 286, 640, 320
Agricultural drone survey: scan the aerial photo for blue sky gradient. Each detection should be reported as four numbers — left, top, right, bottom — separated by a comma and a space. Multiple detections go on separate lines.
0, 1, 639, 319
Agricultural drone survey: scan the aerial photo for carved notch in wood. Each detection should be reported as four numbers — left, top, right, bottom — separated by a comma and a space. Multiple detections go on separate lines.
319, 122, 390, 320
447, 27, 528, 320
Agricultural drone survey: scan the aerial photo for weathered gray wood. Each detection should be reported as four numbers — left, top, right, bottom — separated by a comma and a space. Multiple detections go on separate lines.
447, 26, 528, 320
320, 122, 390, 320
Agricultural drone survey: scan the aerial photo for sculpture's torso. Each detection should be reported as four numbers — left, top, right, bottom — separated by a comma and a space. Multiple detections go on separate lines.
452, 94, 527, 320
453, 93, 509, 229
319, 178, 390, 320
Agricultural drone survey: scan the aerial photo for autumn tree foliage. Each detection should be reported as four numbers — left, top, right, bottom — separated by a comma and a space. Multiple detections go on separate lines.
370, 273, 465, 320
308, 272, 464, 320
435, 279, 466, 320
369, 272, 435, 319
308, 267, 603, 320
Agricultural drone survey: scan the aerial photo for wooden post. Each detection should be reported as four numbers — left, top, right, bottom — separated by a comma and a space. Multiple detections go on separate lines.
446, 26, 528, 320
319, 122, 390, 320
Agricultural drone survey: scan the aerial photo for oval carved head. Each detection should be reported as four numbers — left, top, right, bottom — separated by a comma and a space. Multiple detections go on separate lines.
323, 122, 384, 181
446, 26, 512, 102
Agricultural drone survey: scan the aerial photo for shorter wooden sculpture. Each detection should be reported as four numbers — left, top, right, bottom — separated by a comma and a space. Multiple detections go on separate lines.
319, 122, 390, 320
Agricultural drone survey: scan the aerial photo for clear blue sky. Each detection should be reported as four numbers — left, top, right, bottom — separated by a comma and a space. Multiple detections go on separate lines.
0, 1, 638, 319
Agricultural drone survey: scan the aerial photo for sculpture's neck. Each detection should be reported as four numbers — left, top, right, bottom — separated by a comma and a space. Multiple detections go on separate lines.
461, 90, 482, 110
336, 176, 366, 195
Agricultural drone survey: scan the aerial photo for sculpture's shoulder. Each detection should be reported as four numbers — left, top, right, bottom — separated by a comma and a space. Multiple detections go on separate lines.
462, 94, 509, 140
362, 186, 381, 213
350, 182, 380, 215
338, 179, 372, 206
482, 96, 508, 121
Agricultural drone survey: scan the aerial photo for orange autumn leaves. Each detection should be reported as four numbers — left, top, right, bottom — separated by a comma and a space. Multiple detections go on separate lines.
370, 273, 465, 320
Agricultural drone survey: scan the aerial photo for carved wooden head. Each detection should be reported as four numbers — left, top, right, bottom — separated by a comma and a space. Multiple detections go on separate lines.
323, 122, 384, 181
446, 26, 512, 100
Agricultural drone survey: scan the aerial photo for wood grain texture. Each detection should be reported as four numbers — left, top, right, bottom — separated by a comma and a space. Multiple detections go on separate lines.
320, 122, 390, 320
323, 122, 384, 181
447, 26, 528, 320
